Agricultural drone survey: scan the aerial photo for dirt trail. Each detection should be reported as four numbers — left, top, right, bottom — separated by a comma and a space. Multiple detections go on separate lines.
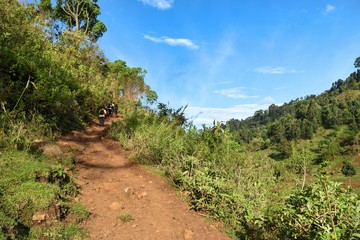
56, 117, 232, 240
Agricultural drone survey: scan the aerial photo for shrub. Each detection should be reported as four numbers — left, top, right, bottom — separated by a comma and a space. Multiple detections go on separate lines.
268, 177, 360, 239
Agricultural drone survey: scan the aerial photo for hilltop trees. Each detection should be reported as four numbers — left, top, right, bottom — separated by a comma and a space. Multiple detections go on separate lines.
54, 0, 107, 40
0, 0, 153, 139
355, 56, 360, 69
107, 60, 149, 100
226, 59, 360, 155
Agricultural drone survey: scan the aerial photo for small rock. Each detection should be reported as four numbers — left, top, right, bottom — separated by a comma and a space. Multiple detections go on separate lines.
108, 202, 121, 210
32, 214, 46, 222
148, 181, 153, 184
184, 229, 194, 240
124, 187, 133, 198
136, 191, 148, 199
131, 224, 138, 228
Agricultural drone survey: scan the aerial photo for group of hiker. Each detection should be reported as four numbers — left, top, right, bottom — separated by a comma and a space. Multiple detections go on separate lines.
98, 102, 118, 126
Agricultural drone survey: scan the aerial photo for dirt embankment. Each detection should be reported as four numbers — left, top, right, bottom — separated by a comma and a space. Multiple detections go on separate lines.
56, 117, 232, 240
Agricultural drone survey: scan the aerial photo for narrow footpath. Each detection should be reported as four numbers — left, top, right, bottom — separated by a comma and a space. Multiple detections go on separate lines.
56, 117, 232, 240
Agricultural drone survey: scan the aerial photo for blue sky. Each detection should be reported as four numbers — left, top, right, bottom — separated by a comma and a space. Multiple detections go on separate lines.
97, 0, 360, 126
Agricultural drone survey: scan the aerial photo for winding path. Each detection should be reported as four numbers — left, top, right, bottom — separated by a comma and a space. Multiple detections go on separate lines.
56, 117, 232, 240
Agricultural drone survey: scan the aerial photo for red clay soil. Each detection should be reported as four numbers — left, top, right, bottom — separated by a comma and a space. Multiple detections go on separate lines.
56, 117, 232, 240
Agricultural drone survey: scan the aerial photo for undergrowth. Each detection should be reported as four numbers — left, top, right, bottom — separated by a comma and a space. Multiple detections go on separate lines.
0, 150, 88, 239
110, 106, 360, 239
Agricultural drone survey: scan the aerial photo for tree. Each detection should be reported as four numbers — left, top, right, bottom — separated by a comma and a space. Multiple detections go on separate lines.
145, 90, 158, 105
108, 60, 149, 100
290, 143, 312, 190
54, 0, 107, 40
354, 56, 360, 69
341, 161, 356, 177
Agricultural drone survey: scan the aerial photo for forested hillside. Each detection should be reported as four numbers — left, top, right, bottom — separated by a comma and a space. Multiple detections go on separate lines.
226, 68, 359, 158
224, 66, 360, 189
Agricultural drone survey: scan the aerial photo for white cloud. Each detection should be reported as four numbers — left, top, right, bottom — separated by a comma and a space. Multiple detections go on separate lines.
144, 34, 199, 50
263, 96, 275, 102
213, 87, 259, 99
139, 0, 174, 10
325, 4, 335, 14
186, 104, 271, 126
215, 81, 235, 85
254, 66, 297, 74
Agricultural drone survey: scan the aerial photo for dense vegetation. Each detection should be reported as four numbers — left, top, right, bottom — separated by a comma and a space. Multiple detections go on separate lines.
109, 70, 360, 238
0, 0, 152, 239
1, 0, 359, 239
225, 71, 359, 160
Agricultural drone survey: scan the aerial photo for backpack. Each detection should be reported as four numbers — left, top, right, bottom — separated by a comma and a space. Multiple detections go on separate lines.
99, 109, 105, 115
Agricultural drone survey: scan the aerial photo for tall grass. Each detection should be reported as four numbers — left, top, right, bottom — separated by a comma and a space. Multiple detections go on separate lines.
109, 108, 280, 238
110, 106, 360, 239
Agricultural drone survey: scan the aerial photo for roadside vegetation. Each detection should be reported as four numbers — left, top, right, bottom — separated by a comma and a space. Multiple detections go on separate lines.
109, 64, 360, 238
1, 0, 359, 239
0, 0, 152, 239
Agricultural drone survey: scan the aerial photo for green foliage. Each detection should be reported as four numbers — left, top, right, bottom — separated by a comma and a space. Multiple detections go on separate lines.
119, 213, 133, 222
110, 106, 280, 238
0, 150, 82, 239
2, 182, 59, 224
68, 202, 90, 223
355, 56, 360, 69
0, 0, 98, 134
107, 60, 149, 100
111, 96, 360, 238
31, 222, 87, 240
54, 0, 107, 41
226, 64, 360, 153
342, 161, 356, 177
145, 89, 158, 106
269, 178, 360, 239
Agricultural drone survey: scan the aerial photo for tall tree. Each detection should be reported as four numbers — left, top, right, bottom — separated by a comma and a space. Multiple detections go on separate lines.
54, 0, 106, 40
354, 56, 360, 69
108, 60, 149, 100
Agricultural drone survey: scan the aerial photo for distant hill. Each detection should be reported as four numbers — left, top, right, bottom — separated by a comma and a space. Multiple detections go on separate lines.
225, 68, 360, 159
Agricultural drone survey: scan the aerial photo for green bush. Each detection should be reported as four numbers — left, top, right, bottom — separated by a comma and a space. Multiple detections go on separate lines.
268, 178, 360, 239
68, 202, 90, 223
0, 150, 82, 239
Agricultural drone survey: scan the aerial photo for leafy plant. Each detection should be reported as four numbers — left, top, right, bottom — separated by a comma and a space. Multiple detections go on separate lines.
119, 213, 133, 222
68, 202, 90, 223
269, 177, 360, 239
341, 160, 356, 177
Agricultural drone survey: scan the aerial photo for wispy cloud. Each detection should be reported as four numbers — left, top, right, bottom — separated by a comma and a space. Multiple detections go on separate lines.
186, 104, 271, 126
325, 4, 335, 14
213, 87, 259, 99
215, 81, 235, 85
144, 34, 199, 50
263, 96, 275, 102
139, 0, 174, 10
254, 66, 297, 74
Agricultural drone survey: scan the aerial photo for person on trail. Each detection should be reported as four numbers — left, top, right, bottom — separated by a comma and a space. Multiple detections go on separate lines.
107, 103, 113, 117
99, 108, 106, 126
